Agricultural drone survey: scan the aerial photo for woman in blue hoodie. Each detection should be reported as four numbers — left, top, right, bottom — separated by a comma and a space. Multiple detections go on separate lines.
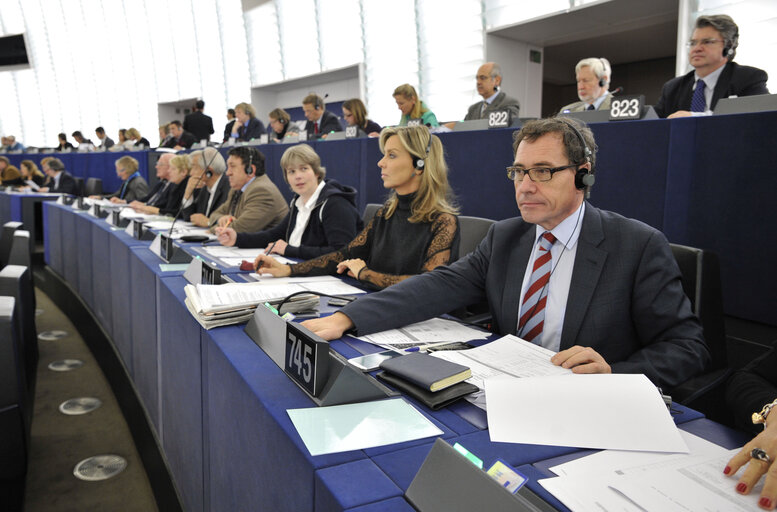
216, 144, 362, 259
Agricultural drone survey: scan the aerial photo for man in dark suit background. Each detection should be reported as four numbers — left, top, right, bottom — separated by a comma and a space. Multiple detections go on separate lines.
181, 147, 230, 226
302, 117, 710, 390
40, 158, 78, 195
655, 14, 769, 118
183, 100, 215, 142
163, 120, 197, 149
302, 94, 342, 140
464, 62, 520, 121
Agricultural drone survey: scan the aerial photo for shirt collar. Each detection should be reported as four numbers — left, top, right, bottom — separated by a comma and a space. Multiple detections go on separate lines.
534, 201, 586, 250
695, 63, 725, 90
590, 92, 610, 110
296, 180, 326, 211
483, 90, 500, 104
240, 176, 256, 193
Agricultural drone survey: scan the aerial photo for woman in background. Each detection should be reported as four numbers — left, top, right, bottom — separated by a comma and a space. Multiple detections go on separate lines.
217, 144, 362, 259
267, 108, 291, 143
126, 127, 150, 149
254, 125, 459, 290
393, 84, 438, 127
20, 160, 46, 188
342, 98, 381, 137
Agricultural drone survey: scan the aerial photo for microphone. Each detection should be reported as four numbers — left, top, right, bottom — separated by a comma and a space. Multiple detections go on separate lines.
167, 147, 222, 238
611, 86, 624, 95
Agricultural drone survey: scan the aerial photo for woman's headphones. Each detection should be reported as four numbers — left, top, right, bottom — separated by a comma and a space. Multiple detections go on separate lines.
412, 136, 433, 172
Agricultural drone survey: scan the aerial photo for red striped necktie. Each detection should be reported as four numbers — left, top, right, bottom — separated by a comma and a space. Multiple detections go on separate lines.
518, 232, 557, 343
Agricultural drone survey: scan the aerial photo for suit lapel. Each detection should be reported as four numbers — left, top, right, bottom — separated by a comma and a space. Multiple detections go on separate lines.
502, 224, 535, 335
560, 205, 608, 349
711, 61, 734, 110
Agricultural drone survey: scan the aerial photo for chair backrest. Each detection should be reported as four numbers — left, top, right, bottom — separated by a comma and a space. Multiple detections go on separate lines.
458, 215, 495, 259
362, 203, 382, 225
8, 231, 31, 268
73, 176, 85, 196
0, 295, 29, 480
670, 243, 727, 370
85, 177, 103, 196
0, 221, 22, 269
0, 265, 38, 406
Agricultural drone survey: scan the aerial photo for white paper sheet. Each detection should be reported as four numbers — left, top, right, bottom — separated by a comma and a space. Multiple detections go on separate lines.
610, 450, 763, 512
287, 398, 442, 456
356, 317, 490, 350
539, 431, 731, 512
486, 373, 688, 453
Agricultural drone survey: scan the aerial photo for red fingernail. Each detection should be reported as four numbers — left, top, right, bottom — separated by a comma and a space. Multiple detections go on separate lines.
723, 466, 731, 475
760, 497, 772, 508
737, 482, 747, 493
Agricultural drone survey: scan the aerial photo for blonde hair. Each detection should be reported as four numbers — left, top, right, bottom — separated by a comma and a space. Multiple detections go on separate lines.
235, 102, 257, 118
126, 127, 141, 140
280, 144, 326, 184
115, 155, 139, 173
379, 126, 458, 223
169, 154, 191, 177
20, 160, 45, 179
393, 84, 427, 119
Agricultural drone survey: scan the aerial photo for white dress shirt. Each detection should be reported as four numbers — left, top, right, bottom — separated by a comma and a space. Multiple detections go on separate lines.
288, 181, 326, 247
518, 202, 585, 351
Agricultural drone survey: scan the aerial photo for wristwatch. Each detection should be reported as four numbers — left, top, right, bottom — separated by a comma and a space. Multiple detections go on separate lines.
752, 398, 777, 425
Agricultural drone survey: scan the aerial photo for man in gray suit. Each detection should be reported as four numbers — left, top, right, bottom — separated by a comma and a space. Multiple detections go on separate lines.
463, 62, 520, 121
304, 117, 709, 389
559, 58, 614, 113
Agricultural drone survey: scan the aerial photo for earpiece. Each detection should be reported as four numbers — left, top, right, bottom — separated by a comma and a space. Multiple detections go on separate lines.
558, 118, 595, 190
205, 169, 213, 178
723, 45, 732, 57
245, 151, 254, 175
413, 135, 433, 171
598, 58, 609, 88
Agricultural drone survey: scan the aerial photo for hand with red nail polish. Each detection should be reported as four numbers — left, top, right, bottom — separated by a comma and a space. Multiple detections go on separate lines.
724, 413, 777, 510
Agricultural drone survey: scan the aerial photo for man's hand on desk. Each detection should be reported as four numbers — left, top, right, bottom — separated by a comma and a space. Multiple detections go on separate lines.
550, 346, 612, 374
109, 197, 126, 204
667, 110, 692, 119
190, 213, 209, 227
302, 312, 354, 341
253, 254, 291, 277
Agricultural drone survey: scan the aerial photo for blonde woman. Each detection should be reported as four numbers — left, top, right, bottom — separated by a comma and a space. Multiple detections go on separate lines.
393, 84, 439, 127
126, 127, 150, 149
254, 125, 459, 290
20, 160, 46, 188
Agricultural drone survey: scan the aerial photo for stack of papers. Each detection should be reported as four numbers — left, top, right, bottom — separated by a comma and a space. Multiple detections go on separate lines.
539, 431, 758, 511
357, 317, 491, 351
183, 277, 365, 329
198, 246, 293, 268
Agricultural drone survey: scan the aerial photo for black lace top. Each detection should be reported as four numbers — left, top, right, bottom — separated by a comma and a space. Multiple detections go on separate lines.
290, 193, 459, 289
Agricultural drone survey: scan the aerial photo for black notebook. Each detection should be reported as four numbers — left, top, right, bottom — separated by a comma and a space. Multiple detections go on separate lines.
379, 352, 471, 392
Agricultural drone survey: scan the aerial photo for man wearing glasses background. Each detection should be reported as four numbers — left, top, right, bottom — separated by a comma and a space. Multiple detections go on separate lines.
303, 117, 710, 390
654, 14, 769, 118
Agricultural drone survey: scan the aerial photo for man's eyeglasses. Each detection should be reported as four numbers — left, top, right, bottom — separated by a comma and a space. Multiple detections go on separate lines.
686, 38, 723, 48
506, 164, 577, 182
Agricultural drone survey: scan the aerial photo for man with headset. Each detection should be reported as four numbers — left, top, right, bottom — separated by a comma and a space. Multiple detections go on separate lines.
303, 117, 710, 390
655, 14, 769, 118
181, 147, 230, 227
559, 58, 614, 113
208, 146, 288, 233
302, 94, 343, 140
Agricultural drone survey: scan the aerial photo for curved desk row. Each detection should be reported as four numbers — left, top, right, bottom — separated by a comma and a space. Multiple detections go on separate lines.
8, 111, 777, 326
41, 201, 750, 512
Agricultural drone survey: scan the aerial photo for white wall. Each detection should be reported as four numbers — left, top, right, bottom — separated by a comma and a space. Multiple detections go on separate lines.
486, 35, 545, 118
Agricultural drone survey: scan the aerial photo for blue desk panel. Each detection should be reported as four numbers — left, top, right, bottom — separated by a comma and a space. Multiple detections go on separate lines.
43, 202, 62, 274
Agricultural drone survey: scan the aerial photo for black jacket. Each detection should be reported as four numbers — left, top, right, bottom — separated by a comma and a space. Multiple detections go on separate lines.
236, 118, 266, 142
183, 111, 215, 141
163, 130, 198, 149
182, 174, 230, 220
654, 61, 769, 118
50, 171, 79, 195
159, 177, 189, 217
235, 179, 362, 259
305, 110, 343, 139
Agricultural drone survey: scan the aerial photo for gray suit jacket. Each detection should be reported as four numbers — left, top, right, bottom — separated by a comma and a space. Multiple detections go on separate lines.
209, 174, 289, 233
559, 92, 613, 113
106, 175, 149, 203
464, 91, 520, 121
342, 204, 709, 389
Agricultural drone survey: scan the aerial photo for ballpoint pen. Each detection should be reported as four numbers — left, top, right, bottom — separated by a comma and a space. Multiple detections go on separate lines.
266, 241, 277, 255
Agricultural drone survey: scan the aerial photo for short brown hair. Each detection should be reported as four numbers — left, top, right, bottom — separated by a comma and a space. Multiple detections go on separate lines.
512, 117, 597, 170
280, 144, 326, 184
302, 94, 324, 110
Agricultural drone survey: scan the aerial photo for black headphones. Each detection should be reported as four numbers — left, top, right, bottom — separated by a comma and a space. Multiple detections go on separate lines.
413, 135, 433, 171
245, 151, 254, 175
557, 118, 595, 190
598, 58, 608, 88
205, 169, 213, 178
